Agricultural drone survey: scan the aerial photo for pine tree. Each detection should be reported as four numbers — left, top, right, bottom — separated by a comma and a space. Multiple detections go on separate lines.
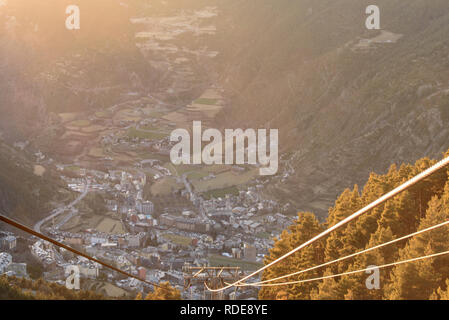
430, 279, 449, 300
385, 182, 449, 299
260, 151, 449, 300
310, 269, 342, 300
259, 212, 324, 300
135, 292, 143, 300
144, 282, 181, 300
324, 185, 363, 276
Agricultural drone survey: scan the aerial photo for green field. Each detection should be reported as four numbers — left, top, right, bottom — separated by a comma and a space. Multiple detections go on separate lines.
164, 163, 201, 176
202, 186, 239, 200
191, 168, 259, 193
186, 170, 210, 180
150, 177, 183, 196
194, 98, 218, 105
139, 124, 168, 131
162, 233, 193, 247
138, 152, 170, 163
208, 254, 263, 271
127, 127, 167, 140
95, 110, 110, 118
65, 165, 81, 172
95, 217, 127, 235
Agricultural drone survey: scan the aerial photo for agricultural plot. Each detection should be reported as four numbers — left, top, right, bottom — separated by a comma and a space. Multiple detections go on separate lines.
61, 213, 105, 233
114, 108, 143, 122
127, 127, 168, 140
81, 125, 106, 133
61, 130, 93, 139
110, 153, 132, 163
64, 165, 81, 172
208, 254, 263, 271
150, 176, 183, 196
138, 152, 170, 163
202, 186, 239, 200
167, 163, 230, 177
186, 170, 209, 180
187, 104, 222, 119
187, 89, 224, 118
95, 217, 127, 235
193, 98, 218, 105
88, 147, 106, 158
162, 111, 190, 126
191, 168, 259, 193
94, 110, 111, 118
162, 233, 193, 247
67, 119, 91, 127
59, 113, 79, 123
164, 163, 201, 176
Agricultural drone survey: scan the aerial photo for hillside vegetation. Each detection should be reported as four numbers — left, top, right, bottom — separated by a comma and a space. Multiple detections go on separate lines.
261, 150, 449, 300
0, 275, 104, 300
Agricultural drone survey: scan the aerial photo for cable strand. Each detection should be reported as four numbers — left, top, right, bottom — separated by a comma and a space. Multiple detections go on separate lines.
224, 249, 449, 287
206, 155, 449, 292
0, 213, 171, 291
237, 220, 449, 287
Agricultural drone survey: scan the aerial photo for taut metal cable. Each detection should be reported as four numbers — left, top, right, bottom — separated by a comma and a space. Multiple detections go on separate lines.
207, 155, 449, 292
0, 213, 171, 291
235, 220, 449, 287
224, 249, 449, 287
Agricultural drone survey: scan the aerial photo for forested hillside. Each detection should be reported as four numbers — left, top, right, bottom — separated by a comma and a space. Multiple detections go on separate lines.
0, 275, 104, 300
0, 275, 180, 300
260, 151, 449, 300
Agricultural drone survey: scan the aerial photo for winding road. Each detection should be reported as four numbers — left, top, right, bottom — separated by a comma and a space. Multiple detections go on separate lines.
33, 180, 90, 233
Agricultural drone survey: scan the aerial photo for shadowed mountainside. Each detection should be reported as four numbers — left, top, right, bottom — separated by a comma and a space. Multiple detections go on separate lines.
211, 0, 449, 216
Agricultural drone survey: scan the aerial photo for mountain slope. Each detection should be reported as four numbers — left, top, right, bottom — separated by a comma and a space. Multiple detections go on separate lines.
211, 0, 449, 216
0, 0, 156, 224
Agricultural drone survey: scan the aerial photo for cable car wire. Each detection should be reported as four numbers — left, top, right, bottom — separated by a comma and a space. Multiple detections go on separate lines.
0, 213, 171, 291
206, 155, 449, 292
234, 220, 449, 287
222, 249, 449, 287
